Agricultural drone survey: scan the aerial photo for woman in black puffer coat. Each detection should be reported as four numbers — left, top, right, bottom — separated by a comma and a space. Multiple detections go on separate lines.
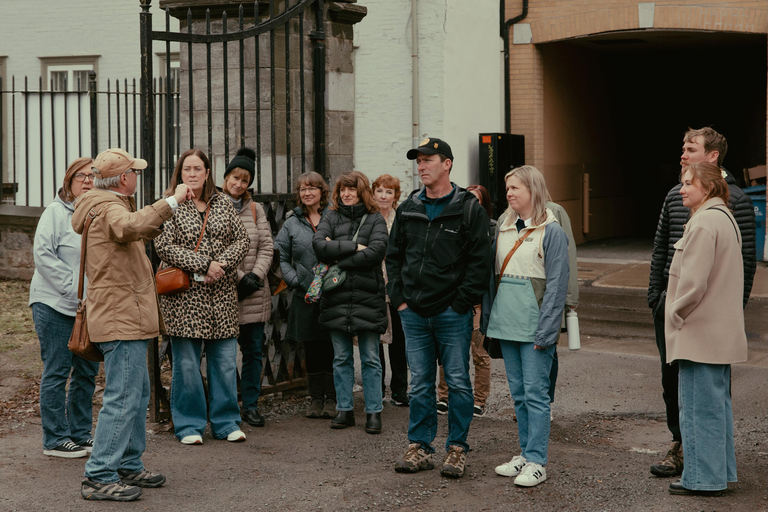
312, 171, 388, 434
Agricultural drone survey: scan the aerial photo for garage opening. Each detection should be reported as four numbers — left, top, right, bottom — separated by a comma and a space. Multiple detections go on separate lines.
541, 31, 766, 245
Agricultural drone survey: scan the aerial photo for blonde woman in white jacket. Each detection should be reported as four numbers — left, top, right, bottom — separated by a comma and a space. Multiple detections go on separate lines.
222, 148, 273, 428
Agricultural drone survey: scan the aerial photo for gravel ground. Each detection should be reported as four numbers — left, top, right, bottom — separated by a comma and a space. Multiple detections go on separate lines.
1, 347, 766, 512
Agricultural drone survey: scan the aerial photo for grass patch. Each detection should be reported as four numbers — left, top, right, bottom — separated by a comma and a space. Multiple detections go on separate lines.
0, 280, 37, 353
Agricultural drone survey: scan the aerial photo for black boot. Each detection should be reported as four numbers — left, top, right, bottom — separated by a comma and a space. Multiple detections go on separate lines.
321, 371, 337, 419
365, 412, 382, 434
305, 372, 325, 419
331, 410, 355, 429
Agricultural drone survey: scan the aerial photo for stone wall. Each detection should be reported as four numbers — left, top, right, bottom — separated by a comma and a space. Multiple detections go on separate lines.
0, 206, 44, 280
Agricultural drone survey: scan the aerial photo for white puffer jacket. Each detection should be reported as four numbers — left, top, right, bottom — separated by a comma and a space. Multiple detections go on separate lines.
236, 197, 273, 324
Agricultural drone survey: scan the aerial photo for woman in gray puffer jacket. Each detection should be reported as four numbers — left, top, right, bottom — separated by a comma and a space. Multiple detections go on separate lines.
312, 171, 388, 435
275, 172, 336, 420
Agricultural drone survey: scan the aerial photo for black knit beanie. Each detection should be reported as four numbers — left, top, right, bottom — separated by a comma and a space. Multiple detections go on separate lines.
225, 147, 256, 186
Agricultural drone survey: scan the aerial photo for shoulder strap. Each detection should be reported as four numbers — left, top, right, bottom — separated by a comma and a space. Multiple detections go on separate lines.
352, 213, 369, 242
706, 206, 740, 242
496, 228, 535, 290
195, 206, 211, 252
76, 207, 100, 301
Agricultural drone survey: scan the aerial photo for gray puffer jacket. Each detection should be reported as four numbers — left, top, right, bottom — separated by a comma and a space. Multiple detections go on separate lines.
648, 169, 755, 308
234, 197, 273, 324
275, 206, 325, 294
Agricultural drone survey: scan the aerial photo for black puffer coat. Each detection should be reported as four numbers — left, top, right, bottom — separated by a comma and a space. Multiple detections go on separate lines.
312, 203, 388, 334
648, 169, 756, 308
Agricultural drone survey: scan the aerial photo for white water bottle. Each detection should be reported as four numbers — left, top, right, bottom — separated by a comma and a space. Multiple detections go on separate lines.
566, 309, 580, 350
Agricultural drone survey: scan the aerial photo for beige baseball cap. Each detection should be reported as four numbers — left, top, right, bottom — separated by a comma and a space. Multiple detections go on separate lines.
91, 148, 148, 178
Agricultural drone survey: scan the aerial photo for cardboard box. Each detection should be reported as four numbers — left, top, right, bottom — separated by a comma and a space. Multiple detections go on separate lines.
743, 165, 766, 186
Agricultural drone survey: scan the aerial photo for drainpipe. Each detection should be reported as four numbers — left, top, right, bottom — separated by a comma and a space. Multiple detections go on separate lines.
411, 0, 420, 189
501, 0, 528, 134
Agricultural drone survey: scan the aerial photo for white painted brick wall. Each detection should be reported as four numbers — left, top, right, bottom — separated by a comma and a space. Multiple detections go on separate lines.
354, 0, 503, 192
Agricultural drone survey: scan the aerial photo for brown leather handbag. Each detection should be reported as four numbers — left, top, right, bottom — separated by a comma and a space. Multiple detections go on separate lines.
68, 208, 104, 362
155, 205, 210, 295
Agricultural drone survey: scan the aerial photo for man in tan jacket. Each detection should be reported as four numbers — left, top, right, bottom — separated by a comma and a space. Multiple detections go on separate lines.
72, 148, 192, 502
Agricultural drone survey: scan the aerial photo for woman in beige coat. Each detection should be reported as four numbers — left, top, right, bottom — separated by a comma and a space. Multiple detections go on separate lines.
222, 147, 273, 428
664, 162, 747, 497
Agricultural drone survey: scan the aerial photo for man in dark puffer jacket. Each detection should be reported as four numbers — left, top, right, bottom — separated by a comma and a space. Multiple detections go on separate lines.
647, 127, 756, 479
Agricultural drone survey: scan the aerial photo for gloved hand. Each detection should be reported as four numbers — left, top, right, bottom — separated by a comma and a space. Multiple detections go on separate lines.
237, 272, 262, 301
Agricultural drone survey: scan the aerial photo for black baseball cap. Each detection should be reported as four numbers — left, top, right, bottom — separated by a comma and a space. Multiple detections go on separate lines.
406, 137, 454, 161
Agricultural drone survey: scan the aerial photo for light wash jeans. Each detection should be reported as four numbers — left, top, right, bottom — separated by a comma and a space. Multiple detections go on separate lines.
238, 323, 265, 411
84, 340, 150, 483
499, 339, 554, 466
170, 336, 241, 440
329, 330, 382, 413
678, 360, 737, 491
399, 306, 474, 453
32, 302, 99, 450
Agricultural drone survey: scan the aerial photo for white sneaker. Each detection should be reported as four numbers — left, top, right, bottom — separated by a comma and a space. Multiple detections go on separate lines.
180, 435, 203, 445
514, 462, 547, 487
495, 455, 526, 477
227, 430, 246, 442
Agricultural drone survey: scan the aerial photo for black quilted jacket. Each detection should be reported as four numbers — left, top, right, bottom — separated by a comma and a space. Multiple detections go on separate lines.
312, 203, 388, 334
648, 169, 756, 308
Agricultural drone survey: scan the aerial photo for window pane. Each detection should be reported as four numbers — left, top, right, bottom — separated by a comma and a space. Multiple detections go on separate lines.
51, 71, 67, 92
73, 70, 90, 92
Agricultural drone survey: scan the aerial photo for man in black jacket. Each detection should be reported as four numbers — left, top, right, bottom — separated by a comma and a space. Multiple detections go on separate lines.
648, 127, 756, 478
387, 137, 491, 478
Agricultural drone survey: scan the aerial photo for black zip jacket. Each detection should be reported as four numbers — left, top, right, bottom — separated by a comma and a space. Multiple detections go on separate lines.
648, 169, 756, 308
386, 185, 492, 317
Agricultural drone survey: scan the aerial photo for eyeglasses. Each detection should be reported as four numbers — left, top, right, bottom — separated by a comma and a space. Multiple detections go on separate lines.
73, 173, 94, 182
127, 169, 142, 176
300, 186, 319, 193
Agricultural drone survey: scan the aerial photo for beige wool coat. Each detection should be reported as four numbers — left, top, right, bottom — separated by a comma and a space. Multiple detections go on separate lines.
235, 198, 273, 324
665, 197, 748, 365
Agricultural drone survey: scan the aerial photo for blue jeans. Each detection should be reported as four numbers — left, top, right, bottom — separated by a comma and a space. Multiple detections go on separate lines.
84, 340, 149, 483
499, 339, 554, 466
679, 360, 737, 491
399, 306, 474, 453
170, 336, 241, 440
238, 323, 264, 411
329, 330, 382, 413
32, 303, 99, 450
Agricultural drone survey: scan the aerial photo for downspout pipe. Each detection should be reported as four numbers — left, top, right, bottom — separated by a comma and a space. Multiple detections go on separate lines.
501, 0, 528, 134
411, 0, 419, 189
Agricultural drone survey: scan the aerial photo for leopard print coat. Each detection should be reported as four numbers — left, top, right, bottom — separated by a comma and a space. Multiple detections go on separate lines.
154, 192, 249, 339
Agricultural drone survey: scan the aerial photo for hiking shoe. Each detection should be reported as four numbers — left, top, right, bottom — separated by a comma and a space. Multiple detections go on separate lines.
305, 398, 324, 418
81, 479, 142, 501
436, 400, 448, 415
391, 393, 410, 407
320, 399, 337, 419
395, 443, 435, 473
514, 462, 547, 487
77, 438, 94, 453
118, 468, 166, 488
473, 405, 486, 417
180, 435, 203, 445
651, 441, 683, 477
440, 445, 467, 478
43, 441, 88, 458
495, 455, 526, 477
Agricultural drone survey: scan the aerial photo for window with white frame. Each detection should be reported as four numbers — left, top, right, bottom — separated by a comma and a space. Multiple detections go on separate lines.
40, 56, 99, 92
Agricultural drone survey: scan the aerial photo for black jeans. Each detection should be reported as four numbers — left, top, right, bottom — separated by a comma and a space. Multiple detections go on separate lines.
380, 303, 409, 397
653, 294, 681, 443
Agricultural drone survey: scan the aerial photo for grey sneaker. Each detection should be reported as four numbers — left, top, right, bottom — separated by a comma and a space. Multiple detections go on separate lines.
117, 468, 166, 488
395, 443, 435, 473
440, 445, 467, 478
81, 479, 142, 501
650, 441, 683, 477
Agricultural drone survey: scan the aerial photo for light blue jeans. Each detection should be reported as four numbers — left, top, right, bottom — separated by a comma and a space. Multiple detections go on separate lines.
238, 323, 265, 411
170, 336, 241, 440
499, 339, 554, 466
399, 306, 474, 453
678, 360, 737, 491
32, 302, 99, 450
84, 340, 150, 484
329, 330, 382, 413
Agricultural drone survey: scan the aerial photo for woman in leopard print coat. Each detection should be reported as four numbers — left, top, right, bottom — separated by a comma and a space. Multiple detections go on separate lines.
154, 149, 250, 445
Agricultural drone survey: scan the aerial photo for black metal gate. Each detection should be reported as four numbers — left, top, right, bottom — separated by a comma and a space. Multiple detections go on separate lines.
140, 0, 326, 419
